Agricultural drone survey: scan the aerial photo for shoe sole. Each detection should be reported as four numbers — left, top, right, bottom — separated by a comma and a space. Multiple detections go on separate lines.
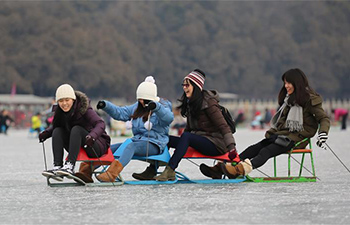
70, 175, 86, 185
74, 173, 94, 183
56, 170, 74, 178
132, 174, 156, 181
42, 172, 64, 182
155, 177, 176, 182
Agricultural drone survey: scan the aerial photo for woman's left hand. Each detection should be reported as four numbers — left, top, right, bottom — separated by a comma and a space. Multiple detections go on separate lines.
316, 132, 328, 149
146, 101, 156, 111
85, 135, 96, 147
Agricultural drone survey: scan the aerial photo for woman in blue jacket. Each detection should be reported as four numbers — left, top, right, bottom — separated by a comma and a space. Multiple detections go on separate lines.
95, 76, 174, 182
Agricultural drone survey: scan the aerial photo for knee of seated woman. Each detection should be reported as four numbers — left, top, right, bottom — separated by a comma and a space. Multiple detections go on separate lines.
180, 131, 192, 139
70, 125, 86, 135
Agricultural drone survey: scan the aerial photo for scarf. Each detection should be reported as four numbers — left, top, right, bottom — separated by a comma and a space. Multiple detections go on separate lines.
271, 95, 304, 132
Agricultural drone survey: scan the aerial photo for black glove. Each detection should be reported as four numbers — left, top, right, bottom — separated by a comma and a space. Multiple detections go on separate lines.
38, 130, 50, 143
85, 135, 96, 148
96, 100, 106, 110
146, 101, 156, 111
316, 132, 328, 149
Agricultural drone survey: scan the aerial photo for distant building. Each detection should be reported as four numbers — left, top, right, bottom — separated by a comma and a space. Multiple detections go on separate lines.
0, 94, 53, 128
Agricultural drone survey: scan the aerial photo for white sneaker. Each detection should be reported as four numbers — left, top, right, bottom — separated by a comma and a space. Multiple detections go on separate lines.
42, 165, 64, 181
56, 161, 75, 178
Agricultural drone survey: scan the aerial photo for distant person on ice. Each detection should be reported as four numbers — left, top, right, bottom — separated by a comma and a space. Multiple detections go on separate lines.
201, 68, 330, 179
0, 110, 14, 135
31, 112, 43, 135
332, 108, 348, 130
39, 84, 110, 181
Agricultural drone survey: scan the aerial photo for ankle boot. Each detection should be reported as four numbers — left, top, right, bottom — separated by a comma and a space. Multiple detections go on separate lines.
221, 159, 253, 179
74, 162, 94, 183
132, 165, 157, 180
155, 165, 176, 181
199, 162, 223, 179
96, 160, 124, 182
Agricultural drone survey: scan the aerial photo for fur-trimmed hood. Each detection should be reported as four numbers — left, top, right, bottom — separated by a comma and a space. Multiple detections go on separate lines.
74, 91, 90, 115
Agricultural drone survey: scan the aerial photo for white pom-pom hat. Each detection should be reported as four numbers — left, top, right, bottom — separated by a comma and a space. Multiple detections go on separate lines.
136, 76, 160, 102
55, 84, 76, 102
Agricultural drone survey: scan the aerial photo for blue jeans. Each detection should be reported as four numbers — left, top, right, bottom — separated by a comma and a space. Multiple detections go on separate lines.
111, 140, 160, 167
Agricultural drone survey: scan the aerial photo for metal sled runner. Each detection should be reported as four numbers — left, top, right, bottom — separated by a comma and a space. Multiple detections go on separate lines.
47, 147, 124, 187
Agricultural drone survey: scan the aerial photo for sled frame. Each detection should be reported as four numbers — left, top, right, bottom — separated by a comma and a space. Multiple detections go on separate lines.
246, 138, 317, 183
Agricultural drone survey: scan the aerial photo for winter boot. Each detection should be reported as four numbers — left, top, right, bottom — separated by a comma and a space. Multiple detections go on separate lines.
132, 165, 157, 180
221, 159, 253, 179
200, 162, 224, 179
73, 162, 94, 183
96, 160, 123, 182
154, 165, 176, 181
56, 161, 75, 178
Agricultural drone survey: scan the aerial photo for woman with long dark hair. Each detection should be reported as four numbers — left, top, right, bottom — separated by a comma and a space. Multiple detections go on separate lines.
201, 68, 330, 179
153, 69, 238, 181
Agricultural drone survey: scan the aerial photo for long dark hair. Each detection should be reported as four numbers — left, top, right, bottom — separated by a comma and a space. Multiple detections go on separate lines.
131, 102, 150, 122
278, 68, 316, 107
177, 79, 203, 118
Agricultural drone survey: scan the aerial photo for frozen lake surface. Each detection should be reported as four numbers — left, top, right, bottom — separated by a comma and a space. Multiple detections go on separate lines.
1, 128, 350, 224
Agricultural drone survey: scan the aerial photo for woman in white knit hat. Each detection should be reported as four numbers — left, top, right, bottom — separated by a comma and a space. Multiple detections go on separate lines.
94, 76, 174, 182
39, 84, 110, 182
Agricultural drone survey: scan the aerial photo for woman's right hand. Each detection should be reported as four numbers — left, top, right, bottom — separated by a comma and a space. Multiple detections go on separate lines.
38, 131, 50, 143
96, 100, 106, 110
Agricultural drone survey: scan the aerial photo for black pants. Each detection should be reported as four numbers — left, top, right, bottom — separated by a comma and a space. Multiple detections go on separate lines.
167, 132, 221, 170
341, 113, 348, 130
52, 126, 103, 166
239, 137, 295, 169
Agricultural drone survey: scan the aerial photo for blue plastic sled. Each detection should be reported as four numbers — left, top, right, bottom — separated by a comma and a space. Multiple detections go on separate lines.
113, 138, 246, 185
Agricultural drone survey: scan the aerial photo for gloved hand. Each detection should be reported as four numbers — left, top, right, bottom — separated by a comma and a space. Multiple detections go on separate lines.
228, 147, 240, 163
316, 132, 328, 149
96, 100, 106, 110
85, 135, 96, 148
146, 101, 156, 111
38, 130, 50, 143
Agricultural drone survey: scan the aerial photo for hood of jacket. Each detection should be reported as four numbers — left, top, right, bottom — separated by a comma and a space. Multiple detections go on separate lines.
201, 90, 220, 109
74, 91, 89, 115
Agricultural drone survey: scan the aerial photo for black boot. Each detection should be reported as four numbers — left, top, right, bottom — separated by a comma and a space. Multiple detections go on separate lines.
200, 163, 223, 179
132, 165, 157, 180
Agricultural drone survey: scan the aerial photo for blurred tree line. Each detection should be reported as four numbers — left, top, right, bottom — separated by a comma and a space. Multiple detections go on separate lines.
0, 1, 349, 101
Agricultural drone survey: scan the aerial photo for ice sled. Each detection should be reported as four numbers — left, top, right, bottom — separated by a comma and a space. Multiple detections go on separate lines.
113, 138, 246, 185
46, 147, 123, 187
246, 138, 317, 183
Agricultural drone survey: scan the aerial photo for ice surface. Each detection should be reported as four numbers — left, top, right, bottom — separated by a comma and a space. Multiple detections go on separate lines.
0, 128, 349, 224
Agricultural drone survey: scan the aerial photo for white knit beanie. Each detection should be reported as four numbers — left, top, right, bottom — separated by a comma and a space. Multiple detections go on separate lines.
136, 76, 160, 102
55, 84, 76, 102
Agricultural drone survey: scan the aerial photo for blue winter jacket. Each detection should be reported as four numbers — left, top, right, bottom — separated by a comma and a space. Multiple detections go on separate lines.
103, 99, 174, 152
